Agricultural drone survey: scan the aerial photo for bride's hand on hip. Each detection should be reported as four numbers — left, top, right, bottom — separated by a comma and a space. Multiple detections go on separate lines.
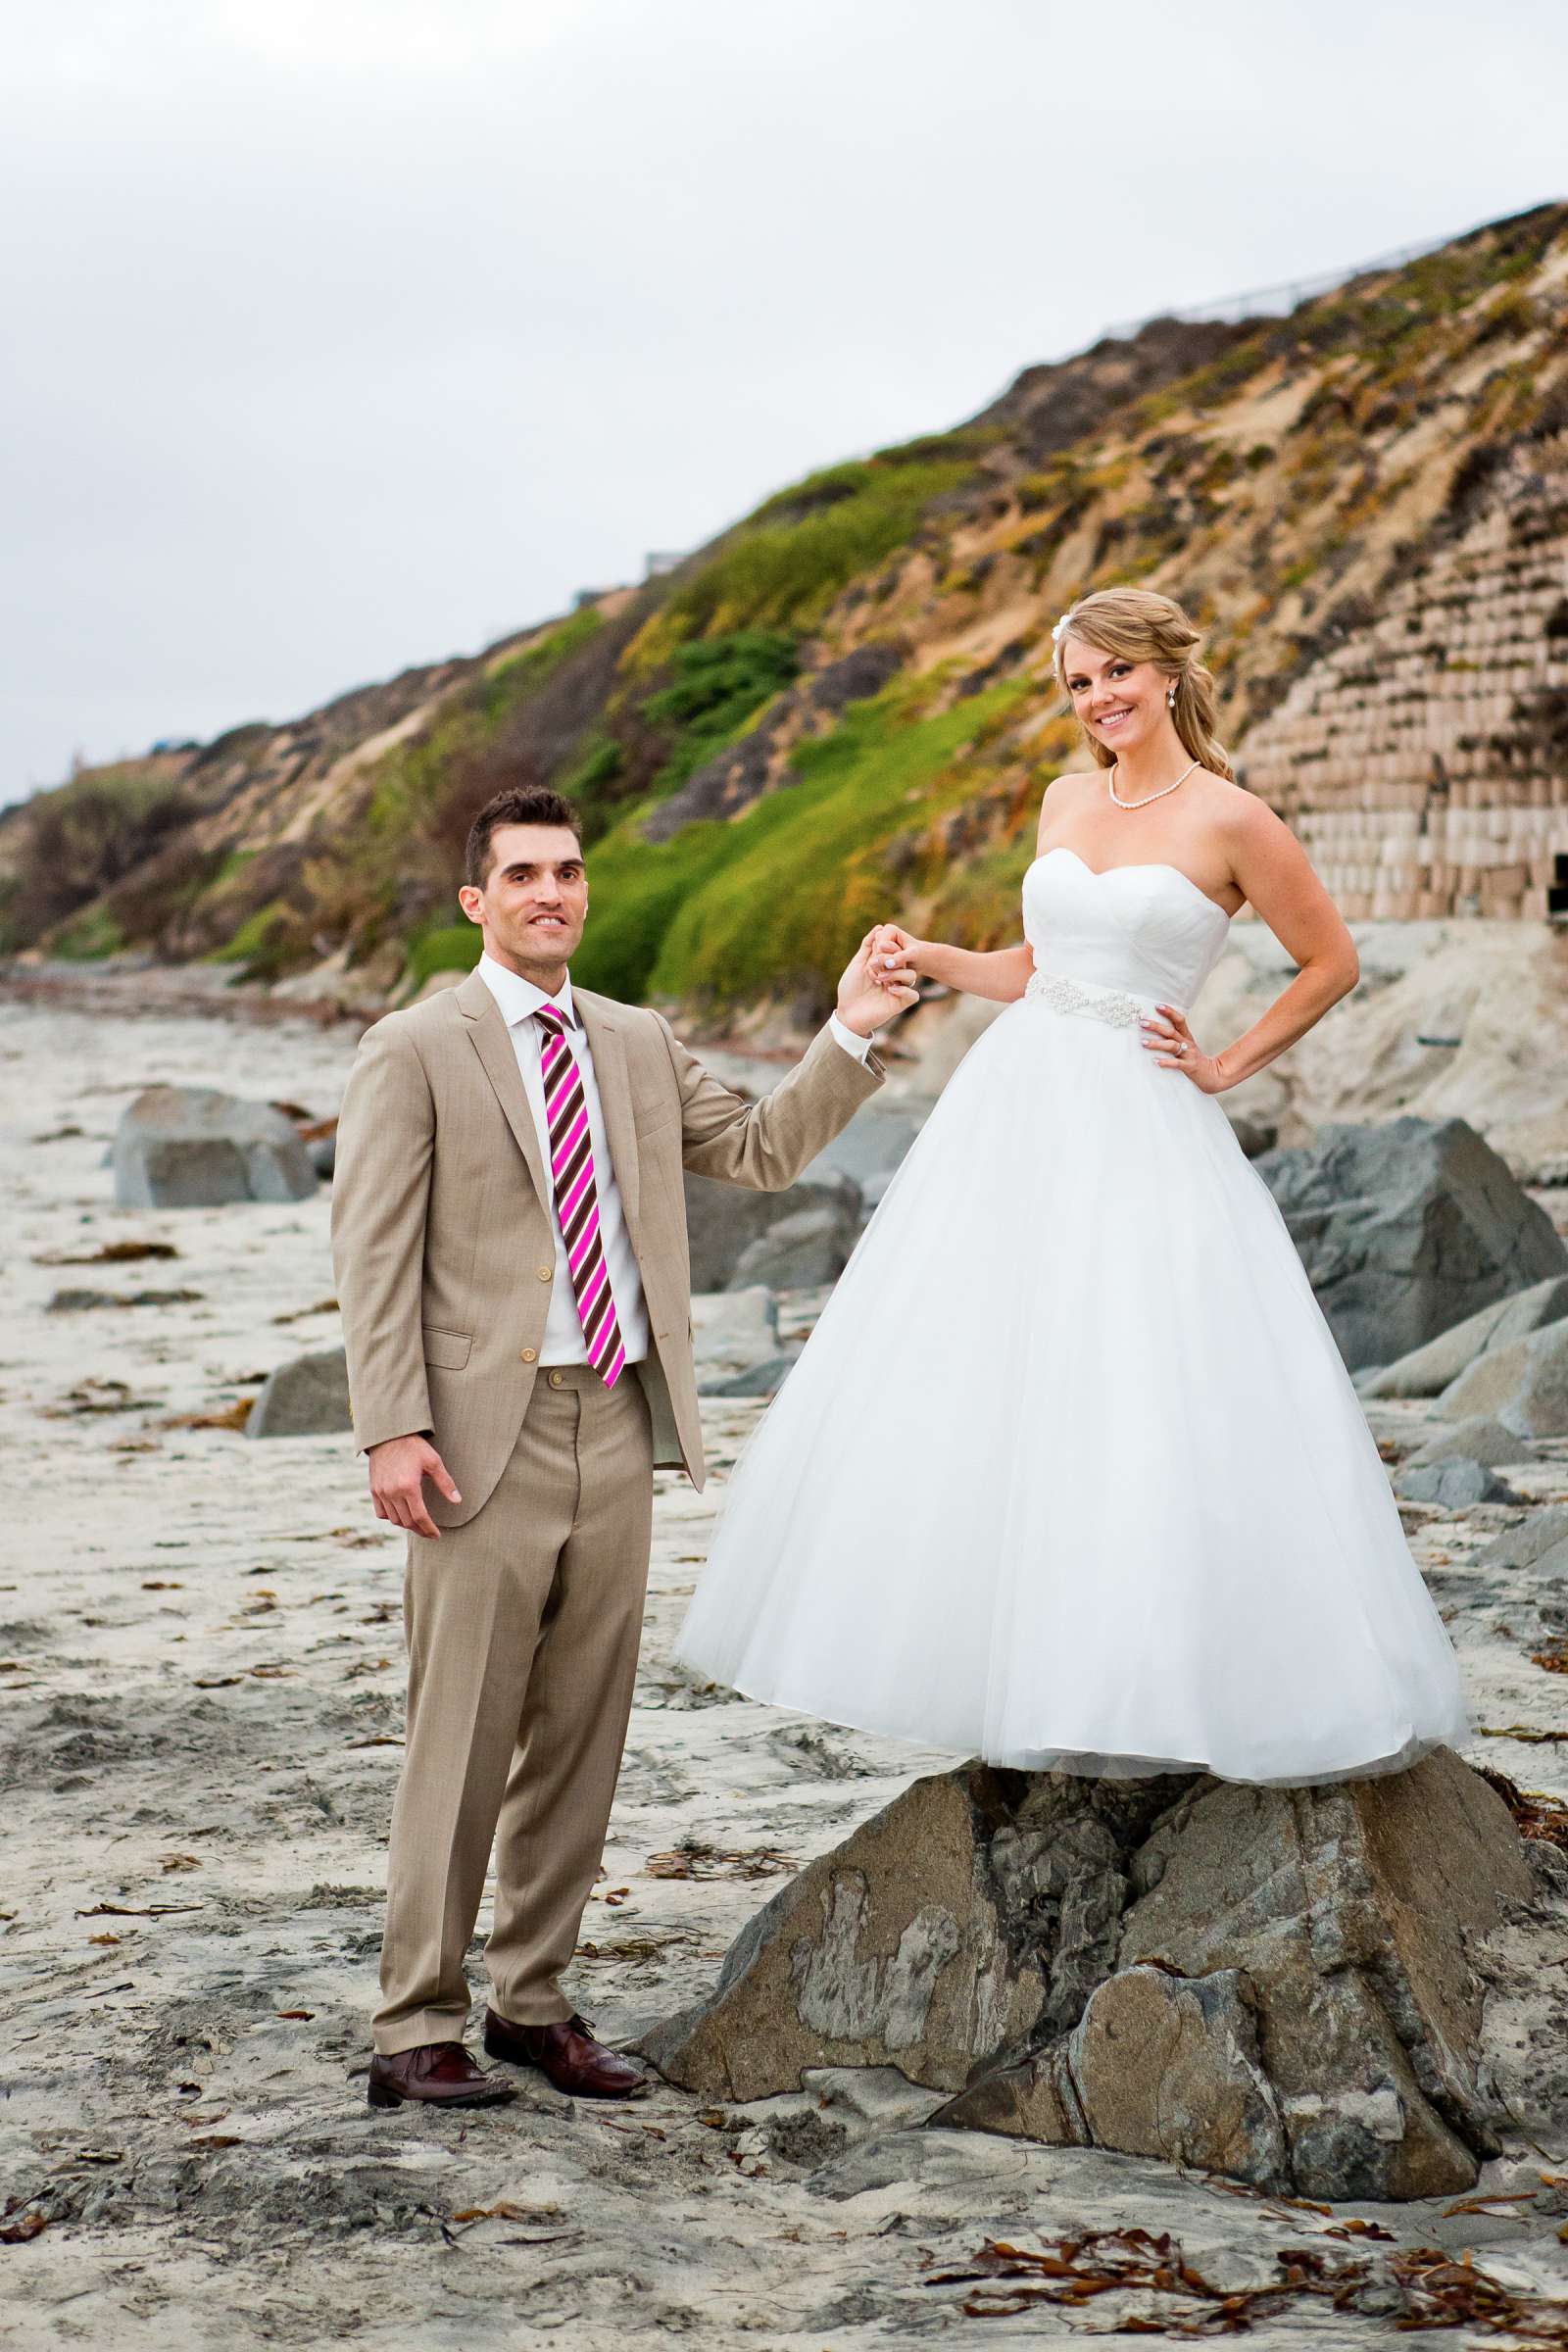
1142, 1004, 1226, 1093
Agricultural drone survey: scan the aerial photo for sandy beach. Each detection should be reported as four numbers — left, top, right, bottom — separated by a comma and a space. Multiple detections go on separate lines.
6, 975, 1568, 2348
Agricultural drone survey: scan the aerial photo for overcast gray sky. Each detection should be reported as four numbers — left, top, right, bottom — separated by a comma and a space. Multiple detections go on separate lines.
2, 0, 1562, 805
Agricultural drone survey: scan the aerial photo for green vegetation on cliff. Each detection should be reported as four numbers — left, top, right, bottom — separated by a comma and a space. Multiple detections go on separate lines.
631, 443, 984, 660
575, 676, 1025, 1008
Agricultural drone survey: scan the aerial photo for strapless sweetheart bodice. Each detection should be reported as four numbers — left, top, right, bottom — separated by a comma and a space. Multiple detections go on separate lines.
1022, 847, 1234, 1009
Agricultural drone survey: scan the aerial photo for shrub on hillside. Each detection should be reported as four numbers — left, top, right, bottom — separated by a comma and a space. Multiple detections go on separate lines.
0, 762, 199, 954
636, 450, 980, 654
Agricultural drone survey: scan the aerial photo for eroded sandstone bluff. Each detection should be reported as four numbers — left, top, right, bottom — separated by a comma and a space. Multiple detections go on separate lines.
640, 1746, 1544, 2201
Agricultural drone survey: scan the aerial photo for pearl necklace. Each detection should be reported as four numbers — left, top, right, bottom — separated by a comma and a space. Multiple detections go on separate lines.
1107, 758, 1199, 809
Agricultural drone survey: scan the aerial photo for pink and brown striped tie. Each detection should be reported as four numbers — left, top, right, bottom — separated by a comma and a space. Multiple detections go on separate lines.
533, 1002, 625, 1387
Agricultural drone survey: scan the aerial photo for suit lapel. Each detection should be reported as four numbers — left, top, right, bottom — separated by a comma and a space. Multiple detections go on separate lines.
456, 969, 549, 1205
574, 989, 640, 1232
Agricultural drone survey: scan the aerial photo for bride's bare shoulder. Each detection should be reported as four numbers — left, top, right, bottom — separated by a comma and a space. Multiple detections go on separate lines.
1200, 770, 1269, 837
1037, 769, 1097, 833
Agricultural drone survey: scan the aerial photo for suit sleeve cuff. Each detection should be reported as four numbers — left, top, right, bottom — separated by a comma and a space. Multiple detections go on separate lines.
828, 1010, 874, 1064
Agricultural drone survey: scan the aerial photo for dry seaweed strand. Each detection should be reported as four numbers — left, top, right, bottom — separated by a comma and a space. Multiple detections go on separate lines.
0, 2195, 49, 2246
922, 2228, 1374, 2331
644, 1838, 800, 1881
1478, 1763, 1568, 1852
923, 2225, 1568, 2339
1392, 2242, 1568, 2340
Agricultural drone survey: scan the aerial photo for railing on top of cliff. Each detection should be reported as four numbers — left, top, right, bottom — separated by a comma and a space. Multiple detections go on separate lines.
1097, 221, 1479, 341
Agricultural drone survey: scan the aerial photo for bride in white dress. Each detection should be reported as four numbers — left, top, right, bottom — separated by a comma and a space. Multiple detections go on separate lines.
675, 587, 1472, 1788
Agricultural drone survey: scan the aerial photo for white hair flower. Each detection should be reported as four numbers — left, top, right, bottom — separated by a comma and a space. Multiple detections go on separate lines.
1051, 611, 1074, 646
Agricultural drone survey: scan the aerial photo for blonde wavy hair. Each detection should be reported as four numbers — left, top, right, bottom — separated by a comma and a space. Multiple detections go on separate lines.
1051, 587, 1235, 783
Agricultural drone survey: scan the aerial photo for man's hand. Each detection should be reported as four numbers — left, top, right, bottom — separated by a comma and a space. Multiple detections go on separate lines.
866, 920, 931, 979
368, 1434, 463, 1541
836, 928, 921, 1039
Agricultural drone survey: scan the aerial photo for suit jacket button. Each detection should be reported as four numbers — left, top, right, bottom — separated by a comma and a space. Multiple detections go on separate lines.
536, 1265, 552, 1281
520, 1348, 537, 1362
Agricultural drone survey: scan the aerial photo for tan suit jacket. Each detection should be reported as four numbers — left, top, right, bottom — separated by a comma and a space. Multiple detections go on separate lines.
330, 967, 885, 1529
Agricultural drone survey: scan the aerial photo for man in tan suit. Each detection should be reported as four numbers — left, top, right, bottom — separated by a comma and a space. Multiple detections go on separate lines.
331, 783, 917, 2109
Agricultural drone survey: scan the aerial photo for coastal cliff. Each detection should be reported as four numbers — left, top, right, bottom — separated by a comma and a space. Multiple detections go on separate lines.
4, 200, 1566, 1019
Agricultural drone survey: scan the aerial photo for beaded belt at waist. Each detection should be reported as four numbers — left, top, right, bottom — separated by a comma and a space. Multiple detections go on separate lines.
1022, 962, 1170, 1030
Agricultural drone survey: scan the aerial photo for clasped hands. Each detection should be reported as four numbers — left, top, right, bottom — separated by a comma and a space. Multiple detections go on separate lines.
861, 919, 1226, 1092
834, 928, 920, 1036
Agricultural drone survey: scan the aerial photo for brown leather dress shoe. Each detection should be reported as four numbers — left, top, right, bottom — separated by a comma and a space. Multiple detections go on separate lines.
483, 2006, 650, 2098
367, 2039, 517, 2110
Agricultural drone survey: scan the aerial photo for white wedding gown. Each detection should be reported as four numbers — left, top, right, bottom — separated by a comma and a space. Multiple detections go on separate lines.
675, 847, 1474, 1788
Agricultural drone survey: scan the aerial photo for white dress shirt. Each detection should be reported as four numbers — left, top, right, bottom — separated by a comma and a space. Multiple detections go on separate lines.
475, 952, 875, 1366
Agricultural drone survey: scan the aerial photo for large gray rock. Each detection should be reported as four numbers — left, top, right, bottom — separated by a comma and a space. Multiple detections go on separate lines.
690, 1286, 778, 1374
114, 1086, 317, 1208
1436, 1319, 1568, 1438
1401, 1415, 1538, 1471
1253, 1117, 1566, 1371
800, 1098, 928, 1190
690, 1290, 807, 1398
684, 1169, 861, 1293
247, 1348, 352, 1438
637, 1769, 1062, 2101
1357, 1277, 1568, 1399
641, 1751, 1536, 2200
1393, 1459, 1521, 1507
728, 1204, 857, 1291
1476, 1502, 1568, 1577
948, 1963, 1289, 2188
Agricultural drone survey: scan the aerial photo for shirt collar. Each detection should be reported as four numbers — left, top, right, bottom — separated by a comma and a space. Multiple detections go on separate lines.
476, 951, 577, 1031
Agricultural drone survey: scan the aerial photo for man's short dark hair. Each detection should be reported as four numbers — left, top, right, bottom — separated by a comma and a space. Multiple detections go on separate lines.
465, 786, 585, 890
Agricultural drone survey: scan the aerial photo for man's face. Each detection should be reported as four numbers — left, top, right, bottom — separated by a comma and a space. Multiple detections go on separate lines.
458, 823, 587, 975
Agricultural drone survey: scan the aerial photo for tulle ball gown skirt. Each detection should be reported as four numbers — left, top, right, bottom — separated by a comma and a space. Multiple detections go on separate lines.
675, 952, 1472, 1788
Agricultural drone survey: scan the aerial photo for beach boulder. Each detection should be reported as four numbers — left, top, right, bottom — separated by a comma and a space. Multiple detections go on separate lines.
1357, 1275, 1568, 1399
1436, 1318, 1568, 1438
248, 1348, 352, 1438
641, 1749, 1539, 2201
728, 1202, 858, 1291
1392, 1458, 1522, 1506
113, 1086, 317, 1208
799, 1096, 929, 1192
1475, 1502, 1568, 1578
684, 1168, 862, 1293
1399, 1415, 1538, 1472
691, 1287, 787, 1396
1253, 1117, 1566, 1371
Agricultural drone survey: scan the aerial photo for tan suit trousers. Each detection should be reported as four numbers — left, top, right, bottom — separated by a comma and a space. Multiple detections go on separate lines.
372, 1359, 654, 2053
